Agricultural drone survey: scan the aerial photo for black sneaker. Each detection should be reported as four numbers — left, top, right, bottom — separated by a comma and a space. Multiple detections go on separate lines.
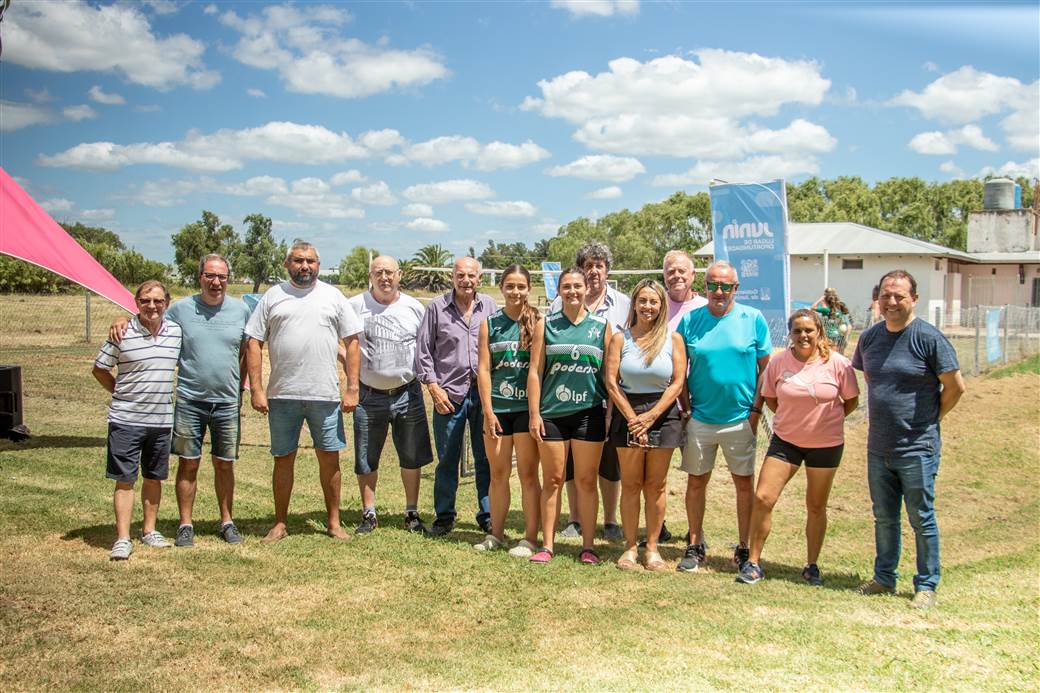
175, 524, 194, 548
404, 512, 426, 534
219, 522, 243, 544
676, 543, 706, 573
477, 516, 493, 535
733, 544, 750, 570
355, 512, 377, 535
735, 561, 764, 584
638, 521, 673, 548
802, 563, 823, 587
426, 519, 454, 537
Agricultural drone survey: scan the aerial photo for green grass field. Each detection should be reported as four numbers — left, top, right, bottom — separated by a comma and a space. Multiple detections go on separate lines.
1, 297, 1038, 691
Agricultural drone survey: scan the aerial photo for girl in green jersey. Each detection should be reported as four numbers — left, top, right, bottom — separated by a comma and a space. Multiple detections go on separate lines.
528, 268, 612, 565
475, 266, 541, 556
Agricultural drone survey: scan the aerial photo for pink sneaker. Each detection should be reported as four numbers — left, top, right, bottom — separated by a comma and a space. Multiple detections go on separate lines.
579, 548, 601, 565
529, 548, 554, 564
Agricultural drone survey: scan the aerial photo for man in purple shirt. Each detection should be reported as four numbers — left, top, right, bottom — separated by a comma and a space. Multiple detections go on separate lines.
414, 256, 497, 537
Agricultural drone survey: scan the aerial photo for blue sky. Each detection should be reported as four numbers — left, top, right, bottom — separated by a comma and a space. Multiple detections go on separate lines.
2, 1, 1037, 266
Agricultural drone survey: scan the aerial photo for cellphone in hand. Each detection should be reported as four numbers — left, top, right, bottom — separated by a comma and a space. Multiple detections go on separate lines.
629, 429, 662, 448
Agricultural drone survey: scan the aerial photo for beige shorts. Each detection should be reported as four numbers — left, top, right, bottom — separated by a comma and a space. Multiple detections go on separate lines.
679, 418, 756, 477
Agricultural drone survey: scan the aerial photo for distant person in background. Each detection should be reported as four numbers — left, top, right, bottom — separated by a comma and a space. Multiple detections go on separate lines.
349, 255, 434, 536
736, 309, 859, 586
813, 288, 852, 355
93, 280, 182, 560
868, 285, 882, 325
853, 270, 965, 611
474, 265, 541, 556
551, 242, 630, 542
604, 279, 686, 571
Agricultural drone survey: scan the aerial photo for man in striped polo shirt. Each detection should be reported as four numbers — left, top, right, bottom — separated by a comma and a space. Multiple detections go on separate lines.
93, 280, 183, 560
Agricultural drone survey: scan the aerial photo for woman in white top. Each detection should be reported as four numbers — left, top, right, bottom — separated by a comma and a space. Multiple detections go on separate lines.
604, 279, 687, 571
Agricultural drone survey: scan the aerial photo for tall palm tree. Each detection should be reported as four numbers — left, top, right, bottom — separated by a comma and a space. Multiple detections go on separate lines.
403, 244, 452, 292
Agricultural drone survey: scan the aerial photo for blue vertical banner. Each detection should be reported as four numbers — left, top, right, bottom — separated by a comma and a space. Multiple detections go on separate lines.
541, 261, 562, 303
709, 179, 791, 347
986, 308, 1002, 363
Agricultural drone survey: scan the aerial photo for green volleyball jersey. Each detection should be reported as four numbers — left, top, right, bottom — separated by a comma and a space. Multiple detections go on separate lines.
487, 309, 530, 413
540, 311, 607, 417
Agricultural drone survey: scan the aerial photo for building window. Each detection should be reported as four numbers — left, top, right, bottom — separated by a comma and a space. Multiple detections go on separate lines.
842, 259, 863, 270
934, 259, 942, 270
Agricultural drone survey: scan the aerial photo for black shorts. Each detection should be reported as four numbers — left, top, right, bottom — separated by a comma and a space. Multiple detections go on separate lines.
765, 434, 844, 469
494, 410, 529, 436
542, 405, 607, 443
106, 422, 172, 483
609, 392, 685, 449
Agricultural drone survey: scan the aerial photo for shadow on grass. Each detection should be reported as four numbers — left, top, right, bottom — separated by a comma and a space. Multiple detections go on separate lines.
0, 434, 106, 451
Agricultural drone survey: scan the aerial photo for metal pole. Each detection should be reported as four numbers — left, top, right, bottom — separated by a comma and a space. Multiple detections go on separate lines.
1002, 305, 1010, 364
973, 307, 980, 376
823, 248, 829, 289
85, 290, 91, 342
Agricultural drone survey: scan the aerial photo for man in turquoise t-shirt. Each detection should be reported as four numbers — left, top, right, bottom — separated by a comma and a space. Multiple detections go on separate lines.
111, 254, 251, 548
675, 261, 771, 574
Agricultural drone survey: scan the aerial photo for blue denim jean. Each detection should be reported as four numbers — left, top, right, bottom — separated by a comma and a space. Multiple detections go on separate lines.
867, 451, 941, 592
431, 385, 490, 526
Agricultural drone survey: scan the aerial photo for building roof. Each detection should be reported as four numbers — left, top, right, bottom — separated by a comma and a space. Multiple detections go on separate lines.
968, 251, 1040, 264
693, 222, 977, 261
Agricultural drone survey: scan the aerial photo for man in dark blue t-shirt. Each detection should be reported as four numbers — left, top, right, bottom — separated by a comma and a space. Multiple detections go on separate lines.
852, 269, 965, 611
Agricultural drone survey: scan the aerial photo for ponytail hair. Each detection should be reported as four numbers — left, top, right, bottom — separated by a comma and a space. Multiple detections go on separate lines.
500, 264, 537, 350
788, 308, 830, 362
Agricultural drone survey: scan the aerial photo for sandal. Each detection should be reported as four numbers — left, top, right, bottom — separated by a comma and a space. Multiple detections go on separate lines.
616, 549, 639, 571
579, 548, 601, 565
529, 547, 554, 564
644, 550, 667, 572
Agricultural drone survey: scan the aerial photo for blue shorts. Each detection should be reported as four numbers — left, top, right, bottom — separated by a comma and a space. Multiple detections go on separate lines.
268, 399, 345, 457
172, 399, 240, 461
353, 382, 434, 474
106, 422, 171, 483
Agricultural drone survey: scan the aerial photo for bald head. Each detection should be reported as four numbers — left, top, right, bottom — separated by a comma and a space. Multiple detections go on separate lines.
369, 254, 402, 304
452, 256, 480, 300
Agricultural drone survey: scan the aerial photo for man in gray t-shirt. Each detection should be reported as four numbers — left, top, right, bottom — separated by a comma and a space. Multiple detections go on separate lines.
852, 269, 965, 610
246, 241, 363, 544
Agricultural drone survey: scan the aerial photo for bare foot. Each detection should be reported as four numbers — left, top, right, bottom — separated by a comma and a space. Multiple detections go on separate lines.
261, 525, 289, 544
326, 525, 351, 542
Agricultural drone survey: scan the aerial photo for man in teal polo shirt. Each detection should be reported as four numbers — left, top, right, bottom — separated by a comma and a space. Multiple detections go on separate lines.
675, 260, 771, 573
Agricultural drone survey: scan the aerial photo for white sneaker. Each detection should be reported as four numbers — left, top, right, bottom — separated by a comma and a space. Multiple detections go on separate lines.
508, 539, 537, 558
140, 530, 172, 548
473, 534, 506, 551
110, 538, 133, 561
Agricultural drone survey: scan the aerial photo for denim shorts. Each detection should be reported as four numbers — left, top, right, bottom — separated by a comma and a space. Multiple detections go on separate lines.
353, 382, 434, 474
106, 422, 171, 483
172, 398, 240, 461
268, 399, 345, 457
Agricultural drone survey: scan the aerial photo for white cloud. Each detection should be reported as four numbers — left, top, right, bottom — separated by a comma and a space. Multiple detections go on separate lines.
38, 121, 370, 171
143, 0, 178, 15
220, 5, 448, 98
220, 175, 288, 196
272, 219, 309, 233
403, 179, 495, 204
0, 100, 55, 131
465, 201, 537, 217
25, 87, 52, 102
651, 154, 822, 187
6, 0, 219, 90
88, 85, 125, 105
406, 217, 449, 232
587, 185, 623, 199
406, 135, 481, 166
533, 222, 561, 236
360, 129, 405, 152
473, 140, 551, 171
330, 170, 366, 186
939, 161, 965, 177
908, 124, 998, 155
401, 203, 433, 217
550, 0, 639, 18
40, 198, 74, 214
402, 135, 550, 170
203, 5, 218, 16
976, 158, 1040, 180
119, 178, 200, 206
351, 181, 397, 205
522, 51, 833, 160
80, 208, 116, 220
268, 177, 366, 219
62, 104, 97, 121
547, 155, 645, 182
246, 88, 267, 98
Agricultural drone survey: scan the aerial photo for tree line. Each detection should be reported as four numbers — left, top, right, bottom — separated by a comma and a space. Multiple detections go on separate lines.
2, 175, 1032, 294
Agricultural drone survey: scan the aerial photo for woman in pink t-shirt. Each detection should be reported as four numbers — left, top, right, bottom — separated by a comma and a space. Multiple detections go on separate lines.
736, 308, 859, 586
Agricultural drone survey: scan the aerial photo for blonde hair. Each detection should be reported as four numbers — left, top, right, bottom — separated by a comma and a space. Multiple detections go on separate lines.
788, 308, 830, 362
625, 279, 669, 365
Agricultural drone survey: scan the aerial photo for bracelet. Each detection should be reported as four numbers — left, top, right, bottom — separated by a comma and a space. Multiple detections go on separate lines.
749, 406, 762, 414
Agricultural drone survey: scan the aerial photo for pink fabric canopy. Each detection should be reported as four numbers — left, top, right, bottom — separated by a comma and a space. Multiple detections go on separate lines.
1, 167, 136, 313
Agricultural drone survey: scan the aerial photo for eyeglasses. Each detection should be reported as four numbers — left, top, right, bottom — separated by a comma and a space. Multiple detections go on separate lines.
202, 272, 229, 281
705, 281, 736, 292
371, 269, 398, 277
137, 298, 166, 306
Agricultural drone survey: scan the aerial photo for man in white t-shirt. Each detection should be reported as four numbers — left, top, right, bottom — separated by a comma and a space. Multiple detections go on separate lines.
348, 255, 434, 536
245, 241, 363, 544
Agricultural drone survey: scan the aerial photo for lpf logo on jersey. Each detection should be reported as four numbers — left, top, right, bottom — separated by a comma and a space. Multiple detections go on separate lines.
499, 381, 526, 400
555, 384, 589, 405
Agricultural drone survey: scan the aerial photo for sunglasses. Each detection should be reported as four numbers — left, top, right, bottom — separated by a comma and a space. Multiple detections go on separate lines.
705, 281, 736, 292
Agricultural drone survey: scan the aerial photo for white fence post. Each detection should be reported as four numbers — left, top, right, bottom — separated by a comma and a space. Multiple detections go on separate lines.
85, 290, 91, 343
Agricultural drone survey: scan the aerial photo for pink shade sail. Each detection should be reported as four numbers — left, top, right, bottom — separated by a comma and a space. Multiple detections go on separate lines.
1, 167, 136, 313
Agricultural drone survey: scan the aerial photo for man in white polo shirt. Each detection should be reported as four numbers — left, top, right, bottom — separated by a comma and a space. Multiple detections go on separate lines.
93, 280, 182, 560
246, 241, 363, 544
349, 255, 434, 535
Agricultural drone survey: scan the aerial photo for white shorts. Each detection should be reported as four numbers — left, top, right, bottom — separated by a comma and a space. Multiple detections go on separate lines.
679, 418, 756, 477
